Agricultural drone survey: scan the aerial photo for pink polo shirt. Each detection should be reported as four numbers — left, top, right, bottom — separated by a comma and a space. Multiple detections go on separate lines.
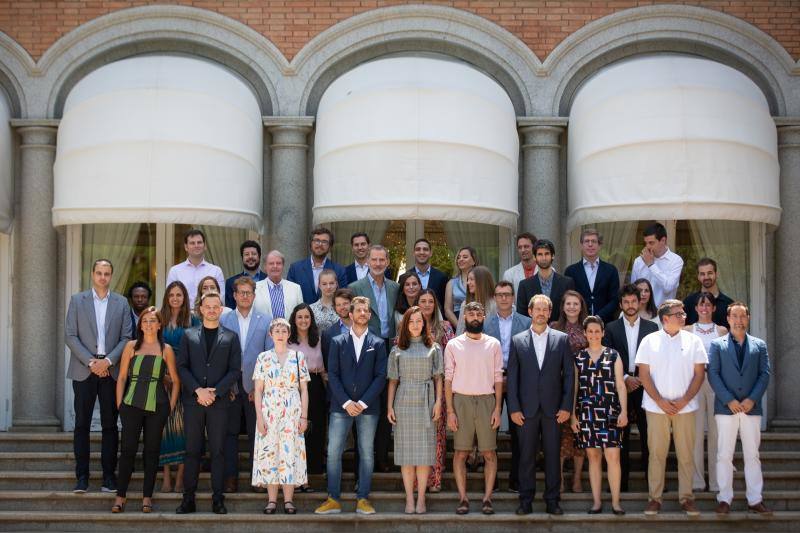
444, 333, 503, 396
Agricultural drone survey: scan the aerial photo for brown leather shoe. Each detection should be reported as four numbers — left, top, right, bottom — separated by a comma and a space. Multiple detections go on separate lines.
715, 501, 731, 515
223, 477, 238, 493
748, 502, 773, 515
681, 500, 700, 516
644, 500, 661, 515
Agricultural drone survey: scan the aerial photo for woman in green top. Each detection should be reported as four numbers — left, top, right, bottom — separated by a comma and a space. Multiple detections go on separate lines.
112, 307, 180, 513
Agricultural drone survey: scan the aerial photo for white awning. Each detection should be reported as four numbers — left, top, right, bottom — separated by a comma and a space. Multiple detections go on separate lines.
567, 55, 780, 231
53, 55, 263, 231
313, 57, 519, 229
0, 92, 12, 234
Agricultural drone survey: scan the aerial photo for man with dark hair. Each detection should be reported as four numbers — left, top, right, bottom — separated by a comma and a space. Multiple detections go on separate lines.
167, 228, 225, 308
516, 239, 574, 323
630, 222, 683, 307
321, 288, 355, 370
502, 232, 538, 294
127, 281, 152, 326
564, 228, 620, 322
406, 238, 447, 308
346, 232, 393, 284
224, 240, 267, 309
683, 258, 734, 329
287, 227, 348, 303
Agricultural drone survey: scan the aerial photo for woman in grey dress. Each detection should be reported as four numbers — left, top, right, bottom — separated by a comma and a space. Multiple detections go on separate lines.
387, 306, 444, 515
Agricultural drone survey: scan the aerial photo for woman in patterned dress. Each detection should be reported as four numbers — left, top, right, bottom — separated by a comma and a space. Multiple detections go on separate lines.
309, 269, 339, 333
252, 318, 310, 514
387, 306, 444, 514
570, 316, 628, 515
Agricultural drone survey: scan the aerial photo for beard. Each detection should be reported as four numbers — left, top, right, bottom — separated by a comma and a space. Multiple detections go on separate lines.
701, 279, 714, 288
465, 320, 484, 334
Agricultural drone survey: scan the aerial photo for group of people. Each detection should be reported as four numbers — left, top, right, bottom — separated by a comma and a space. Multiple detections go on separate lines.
64, 223, 771, 517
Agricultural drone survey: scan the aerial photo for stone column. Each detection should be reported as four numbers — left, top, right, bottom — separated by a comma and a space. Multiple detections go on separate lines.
11, 120, 60, 430
773, 122, 800, 429
519, 119, 566, 259
264, 117, 314, 263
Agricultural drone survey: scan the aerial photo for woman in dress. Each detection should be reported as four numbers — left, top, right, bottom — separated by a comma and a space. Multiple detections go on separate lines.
394, 271, 422, 332
570, 316, 628, 515
112, 307, 180, 513
684, 292, 728, 492
310, 269, 339, 333
387, 306, 443, 514
287, 303, 326, 490
444, 246, 478, 327
157, 281, 198, 492
549, 290, 588, 493
417, 289, 455, 492
253, 318, 310, 514
633, 278, 660, 324
455, 266, 496, 335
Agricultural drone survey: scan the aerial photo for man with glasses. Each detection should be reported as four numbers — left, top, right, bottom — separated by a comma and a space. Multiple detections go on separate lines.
287, 227, 348, 304
564, 228, 620, 323
635, 300, 707, 516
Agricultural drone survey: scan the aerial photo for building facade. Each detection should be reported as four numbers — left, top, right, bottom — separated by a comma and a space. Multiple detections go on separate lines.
0, 1, 799, 431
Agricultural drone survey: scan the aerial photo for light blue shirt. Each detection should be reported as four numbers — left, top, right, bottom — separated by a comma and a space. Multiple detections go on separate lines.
497, 312, 514, 367
415, 266, 431, 290
310, 256, 325, 292
538, 272, 553, 298
583, 257, 599, 293
368, 273, 389, 338
92, 288, 109, 356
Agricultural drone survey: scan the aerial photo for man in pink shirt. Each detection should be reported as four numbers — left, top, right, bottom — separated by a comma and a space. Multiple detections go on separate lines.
166, 229, 225, 309
444, 301, 504, 516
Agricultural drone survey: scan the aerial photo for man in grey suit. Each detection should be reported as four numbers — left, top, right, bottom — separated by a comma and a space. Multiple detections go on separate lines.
507, 294, 574, 515
483, 280, 531, 492
65, 258, 133, 494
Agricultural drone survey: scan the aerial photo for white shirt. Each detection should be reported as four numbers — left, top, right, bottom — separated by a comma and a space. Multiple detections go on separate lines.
235, 308, 252, 351
623, 316, 641, 375
635, 329, 708, 414
343, 328, 369, 410
630, 247, 684, 307
531, 326, 550, 369
497, 312, 514, 367
92, 289, 109, 356
583, 257, 599, 292
353, 261, 369, 281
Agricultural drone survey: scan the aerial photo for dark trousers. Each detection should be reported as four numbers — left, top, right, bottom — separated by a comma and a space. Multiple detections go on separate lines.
183, 402, 228, 502
306, 373, 328, 475
621, 388, 649, 491
72, 374, 118, 481
374, 386, 391, 466
224, 393, 256, 479
517, 409, 561, 505
503, 393, 520, 485
117, 401, 169, 498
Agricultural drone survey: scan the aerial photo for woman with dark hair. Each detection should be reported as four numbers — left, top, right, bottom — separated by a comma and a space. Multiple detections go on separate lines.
157, 281, 198, 492
387, 306, 443, 514
633, 278, 659, 323
287, 303, 325, 491
194, 276, 232, 318
444, 246, 478, 327
455, 266, 496, 335
394, 271, 422, 331
112, 307, 180, 513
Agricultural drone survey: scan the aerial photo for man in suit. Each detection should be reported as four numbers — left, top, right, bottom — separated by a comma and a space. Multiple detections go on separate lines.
603, 284, 659, 491
405, 238, 447, 309
507, 294, 574, 515
516, 239, 574, 324
287, 227, 348, 303
683, 257, 734, 329
176, 291, 241, 515
564, 228, 620, 323
345, 232, 393, 284
219, 277, 272, 493
253, 250, 303, 321
348, 244, 399, 471
314, 296, 387, 515
502, 232, 537, 295
66, 258, 133, 494
224, 240, 267, 309
708, 301, 772, 515
483, 280, 531, 492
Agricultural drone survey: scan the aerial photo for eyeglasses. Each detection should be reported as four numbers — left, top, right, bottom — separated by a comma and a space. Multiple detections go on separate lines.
665, 311, 687, 318
236, 291, 254, 297
312, 239, 331, 245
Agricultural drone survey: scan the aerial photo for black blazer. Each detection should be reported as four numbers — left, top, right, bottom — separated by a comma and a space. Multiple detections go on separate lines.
516, 272, 575, 323
564, 259, 620, 323
602, 317, 659, 377
345, 264, 394, 286
506, 328, 574, 417
177, 325, 242, 407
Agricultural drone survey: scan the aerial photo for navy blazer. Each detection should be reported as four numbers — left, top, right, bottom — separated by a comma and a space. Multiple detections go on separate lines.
327, 331, 387, 416
564, 259, 620, 323
483, 311, 531, 367
176, 325, 242, 408
708, 333, 770, 416
506, 328, 574, 418
287, 257, 348, 304
516, 272, 575, 324
345, 263, 394, 286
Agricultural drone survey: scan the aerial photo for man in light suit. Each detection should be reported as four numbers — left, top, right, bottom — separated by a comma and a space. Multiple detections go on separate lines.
708, 301, 772, 515
314, 296, 387, 515
65, 258, 133, 494
507, 294, 574, 515
287, 227, 348, 303
348, 244, 399, 471
516, 239, 574, 324
483, 280, 531, 492
564, 228, 620, 323
219, 276, 272, 493
253, 250, 303, 321
502, 232, 538, 295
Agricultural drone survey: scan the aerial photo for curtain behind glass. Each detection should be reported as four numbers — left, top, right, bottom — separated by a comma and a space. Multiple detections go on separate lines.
329, 221, 391, 266
82, 223, 143, 294
685, 220, 749, 302
591, 221, 638, 286
443, 221, 499, 281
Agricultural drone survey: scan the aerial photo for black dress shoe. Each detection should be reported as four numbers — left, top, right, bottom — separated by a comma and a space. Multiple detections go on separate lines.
73, 477, 89, 493
546, 503, 564, 515
516, 504, 533, 515
175, 499, 196, 514
587, 506, 603, 514
212, 500, 228, 515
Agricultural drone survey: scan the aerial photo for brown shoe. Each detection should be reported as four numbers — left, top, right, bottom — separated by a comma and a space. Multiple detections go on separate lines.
715, 501, 731, 515
748, 502, 773, 515
644, 500, 661, 516
681, 500, 700, 516
223, 476, 238, 493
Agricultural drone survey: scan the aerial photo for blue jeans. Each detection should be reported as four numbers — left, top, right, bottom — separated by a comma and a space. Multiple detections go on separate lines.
327, 411, 378, 500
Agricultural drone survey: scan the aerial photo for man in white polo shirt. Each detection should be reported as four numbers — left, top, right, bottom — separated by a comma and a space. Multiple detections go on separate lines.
635, 299, 707, 517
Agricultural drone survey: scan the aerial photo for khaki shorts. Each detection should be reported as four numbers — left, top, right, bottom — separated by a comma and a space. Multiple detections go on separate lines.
453, 393, 497, 452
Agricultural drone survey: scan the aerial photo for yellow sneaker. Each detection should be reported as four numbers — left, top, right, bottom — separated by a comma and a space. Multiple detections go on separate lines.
314, 497, 342, 514
356, 498, 376, 515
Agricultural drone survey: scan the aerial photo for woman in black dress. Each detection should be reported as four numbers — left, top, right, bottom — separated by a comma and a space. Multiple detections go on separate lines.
570, 316, 628, 515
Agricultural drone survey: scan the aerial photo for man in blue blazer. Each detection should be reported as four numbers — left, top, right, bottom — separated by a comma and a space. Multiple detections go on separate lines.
345, 232, 393, 284
483, 280, 531, 492
219, 277, 272, 493
564, 229, 620, 323
315, 296, 387, 515
507, 294, 574, 516
287, 227, 348, 303
707, 301, 771, 515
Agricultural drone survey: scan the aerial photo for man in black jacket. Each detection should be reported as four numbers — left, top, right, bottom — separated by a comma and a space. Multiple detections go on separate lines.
564, 229, 620, 322
516, 239, 574, 323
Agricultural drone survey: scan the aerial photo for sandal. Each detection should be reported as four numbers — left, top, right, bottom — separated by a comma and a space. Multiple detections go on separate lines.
456, 499, 469, 515
111, 502, 125, 514
263, 501, 277, 514
298, 484, 315, 493
141, 503, 153, 514
283, 501, 297, 515
482, 499, 495, 515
